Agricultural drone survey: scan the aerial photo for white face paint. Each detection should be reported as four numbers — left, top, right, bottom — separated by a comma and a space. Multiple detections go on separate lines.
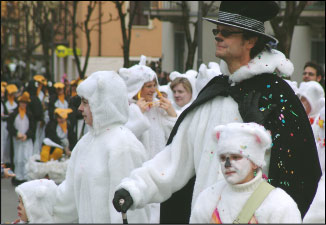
219, 153, 255, 185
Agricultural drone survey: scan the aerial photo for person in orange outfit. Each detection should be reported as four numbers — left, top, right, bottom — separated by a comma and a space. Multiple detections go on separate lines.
40, 108, 75, 162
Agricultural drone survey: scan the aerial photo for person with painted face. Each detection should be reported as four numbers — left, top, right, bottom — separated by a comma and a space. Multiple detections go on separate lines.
191, 122, 301, 223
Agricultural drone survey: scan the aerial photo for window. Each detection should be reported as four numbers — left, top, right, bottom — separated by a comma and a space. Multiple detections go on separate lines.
130, 1, 150, 26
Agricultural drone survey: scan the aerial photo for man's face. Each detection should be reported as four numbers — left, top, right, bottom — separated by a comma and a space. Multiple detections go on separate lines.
214, 25, 252, 62
219, 153, 257, 185
78, 97, 93, 126
303, 66, 321, 82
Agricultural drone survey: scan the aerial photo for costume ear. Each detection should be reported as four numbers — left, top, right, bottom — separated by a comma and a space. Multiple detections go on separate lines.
35, 185, 47, 199
255, 134, 261, 144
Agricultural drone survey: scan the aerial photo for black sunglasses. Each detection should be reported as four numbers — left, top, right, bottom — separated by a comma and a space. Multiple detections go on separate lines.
212, 28, 243, 37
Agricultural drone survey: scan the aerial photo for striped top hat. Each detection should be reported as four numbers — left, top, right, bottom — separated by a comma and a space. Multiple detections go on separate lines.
203, 1, 279, 44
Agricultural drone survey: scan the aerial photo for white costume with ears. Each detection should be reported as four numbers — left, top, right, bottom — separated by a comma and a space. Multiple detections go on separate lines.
169, 70, 198, 115
52, 71, 151, 223
196, 62, 222, 93
15, 179, 57, 223
190, 122, 302, 223
120, 56, 177, 223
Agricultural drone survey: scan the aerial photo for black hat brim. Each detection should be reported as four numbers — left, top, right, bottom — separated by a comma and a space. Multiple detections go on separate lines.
203, 17, 278, 45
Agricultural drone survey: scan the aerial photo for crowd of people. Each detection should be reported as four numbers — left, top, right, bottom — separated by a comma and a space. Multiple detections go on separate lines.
1, 1, 325, 224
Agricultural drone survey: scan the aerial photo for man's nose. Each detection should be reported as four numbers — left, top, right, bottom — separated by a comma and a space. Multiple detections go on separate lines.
225, 157, 231, 168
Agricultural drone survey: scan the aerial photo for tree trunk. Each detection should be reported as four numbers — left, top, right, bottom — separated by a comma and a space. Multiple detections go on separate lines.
270, 1, 308, 58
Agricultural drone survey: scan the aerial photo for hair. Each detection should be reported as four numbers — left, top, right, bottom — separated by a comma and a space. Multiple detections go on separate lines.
242, 31, 271, 59
304, 61, 325, 78
170, 77, 192, 94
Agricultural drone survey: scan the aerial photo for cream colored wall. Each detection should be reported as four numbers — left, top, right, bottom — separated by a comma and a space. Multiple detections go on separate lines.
76, 1, 162, 58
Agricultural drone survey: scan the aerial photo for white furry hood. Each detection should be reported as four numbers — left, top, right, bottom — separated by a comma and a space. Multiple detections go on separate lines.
119, 55, 158, 100
15, 179, 57, 223
220, 49, 294, 84
77, 71, 129, 136
169, 70, 198, 101
197, 62, 222, 92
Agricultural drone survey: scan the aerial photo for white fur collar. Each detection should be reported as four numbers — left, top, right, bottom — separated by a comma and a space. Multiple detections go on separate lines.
220, 49, 294, 84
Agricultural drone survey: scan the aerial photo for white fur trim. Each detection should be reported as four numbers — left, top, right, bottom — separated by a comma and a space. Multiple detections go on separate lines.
220, 49, 294, 84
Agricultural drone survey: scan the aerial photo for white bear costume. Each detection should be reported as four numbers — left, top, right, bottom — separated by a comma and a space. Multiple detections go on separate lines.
190, 122, 302, 223
52, 71, 151, 223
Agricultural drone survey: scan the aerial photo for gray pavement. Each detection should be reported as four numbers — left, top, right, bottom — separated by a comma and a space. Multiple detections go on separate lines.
1, 177, 19, 224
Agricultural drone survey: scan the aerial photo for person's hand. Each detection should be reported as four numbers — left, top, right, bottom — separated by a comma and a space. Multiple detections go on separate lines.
136, 98, 148, 113
21, 134, 27, 142
16, 132, 23, 140
3, 168, 16, 178
159, 96, 177, 117
238, 90, 277, 125
112, 188, 133, 213
65, 148, 71, 157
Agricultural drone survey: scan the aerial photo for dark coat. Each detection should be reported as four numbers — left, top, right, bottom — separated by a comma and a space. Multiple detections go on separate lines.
160, 74, 321, 223
7, 107, 36, 141
44, 118, 77, 150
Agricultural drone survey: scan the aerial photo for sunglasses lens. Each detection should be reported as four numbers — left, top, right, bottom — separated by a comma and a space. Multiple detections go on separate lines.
212, 29, 231, 37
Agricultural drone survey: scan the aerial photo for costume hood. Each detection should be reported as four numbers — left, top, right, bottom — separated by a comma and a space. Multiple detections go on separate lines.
169, 70, 198, 101
197, 62, 222, 92
298, 81, 325, 117
77, 71, 129, 136
220, 49, 294, 84
15, 179, 57, 223
213, 122, 272, 168
119, 55, 158, 100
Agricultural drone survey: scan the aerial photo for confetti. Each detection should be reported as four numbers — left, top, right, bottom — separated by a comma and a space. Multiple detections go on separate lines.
290, 110, 298, 117
260, 107, 266, 111
290, 133, 294, 137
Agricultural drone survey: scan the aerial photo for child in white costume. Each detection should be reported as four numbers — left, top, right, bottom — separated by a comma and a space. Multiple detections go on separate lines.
14, 179, 57, 223
50, 71, 151, 223
190, 122, 302, 223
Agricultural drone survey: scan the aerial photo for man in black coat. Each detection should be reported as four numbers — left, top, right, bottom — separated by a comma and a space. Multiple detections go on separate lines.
112, 1, 321, 222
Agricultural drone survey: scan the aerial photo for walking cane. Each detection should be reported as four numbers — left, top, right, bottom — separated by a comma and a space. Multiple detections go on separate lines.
119, 199, 128, 224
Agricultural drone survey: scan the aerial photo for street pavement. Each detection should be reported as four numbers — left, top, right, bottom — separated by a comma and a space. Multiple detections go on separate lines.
1, 177, 19, 223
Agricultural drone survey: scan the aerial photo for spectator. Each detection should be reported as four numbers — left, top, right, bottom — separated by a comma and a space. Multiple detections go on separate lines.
302, 61, 325, 90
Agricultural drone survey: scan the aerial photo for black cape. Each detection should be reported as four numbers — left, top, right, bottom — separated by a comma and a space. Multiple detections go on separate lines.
160, 74, 321, 223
